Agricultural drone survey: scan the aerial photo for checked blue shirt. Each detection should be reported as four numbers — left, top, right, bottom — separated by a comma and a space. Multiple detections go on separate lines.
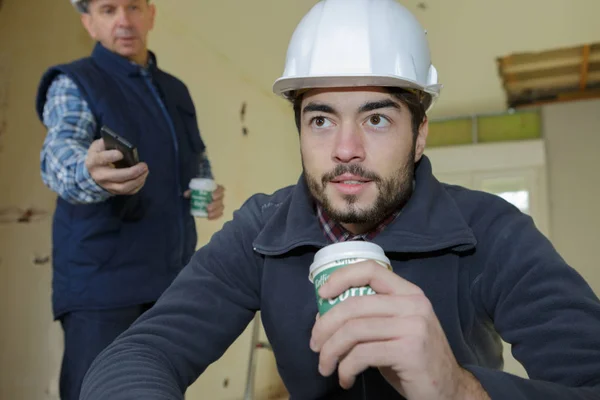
40, 73, 213, 204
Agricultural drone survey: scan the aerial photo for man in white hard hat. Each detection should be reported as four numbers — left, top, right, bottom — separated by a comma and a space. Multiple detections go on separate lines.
34, 1, 225, 399
80, 0, 600, 399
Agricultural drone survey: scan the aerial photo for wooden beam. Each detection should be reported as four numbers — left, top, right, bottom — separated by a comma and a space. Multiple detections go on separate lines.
514, 88, 600, 109
580, 44, 591, 90
558, 89, 600, 101
502, 51, 600, 75
500, 55, 515, 84
506, 70, 600, 92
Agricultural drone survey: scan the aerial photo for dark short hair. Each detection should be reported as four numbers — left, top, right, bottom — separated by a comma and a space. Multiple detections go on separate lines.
292, 87, 428, 138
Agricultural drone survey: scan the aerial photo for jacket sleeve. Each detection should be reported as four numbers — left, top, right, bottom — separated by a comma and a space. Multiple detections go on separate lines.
80, 197, 265, 399
467, 203, 600, 399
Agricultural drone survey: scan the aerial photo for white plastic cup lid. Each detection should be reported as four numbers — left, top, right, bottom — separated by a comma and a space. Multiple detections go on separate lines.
309, 241, 390, 282
189, 178, 216, 191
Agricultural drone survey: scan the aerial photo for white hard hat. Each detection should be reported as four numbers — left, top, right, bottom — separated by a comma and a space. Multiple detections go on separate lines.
272, 0, 442, 111
70, 0, 88, 13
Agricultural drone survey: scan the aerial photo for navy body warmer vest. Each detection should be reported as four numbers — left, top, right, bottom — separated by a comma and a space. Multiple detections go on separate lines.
36, 43, 205, 318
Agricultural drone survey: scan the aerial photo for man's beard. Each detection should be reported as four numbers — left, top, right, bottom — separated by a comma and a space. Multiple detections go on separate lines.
304, 148, 415, 224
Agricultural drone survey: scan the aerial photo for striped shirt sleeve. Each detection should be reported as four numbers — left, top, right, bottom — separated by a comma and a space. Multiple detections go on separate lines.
40, 74, 112, 204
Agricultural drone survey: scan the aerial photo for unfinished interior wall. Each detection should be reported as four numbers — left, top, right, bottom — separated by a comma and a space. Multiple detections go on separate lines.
0, 0, 298, 399
148, 3, 301, 398
542, 98, 600, 294
0, 1, 94, 399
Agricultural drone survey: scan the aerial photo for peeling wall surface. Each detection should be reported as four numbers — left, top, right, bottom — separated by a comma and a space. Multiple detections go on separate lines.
0, 53, 8, 153
0, 1, 93, 399
0, 1, 290, 399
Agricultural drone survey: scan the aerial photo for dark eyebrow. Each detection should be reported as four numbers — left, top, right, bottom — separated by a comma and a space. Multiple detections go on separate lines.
303, 103, 338, 116
358, 99, 401, 113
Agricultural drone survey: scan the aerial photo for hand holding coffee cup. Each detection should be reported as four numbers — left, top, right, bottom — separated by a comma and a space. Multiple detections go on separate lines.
188, 178, 225, 220
205, 184, 225, 220
309, 243, 482, 399
308, 241, 391, 315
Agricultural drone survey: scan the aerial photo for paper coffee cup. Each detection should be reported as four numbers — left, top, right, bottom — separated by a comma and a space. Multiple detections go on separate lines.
189, 178, 216, 217
309, 241, 391, 315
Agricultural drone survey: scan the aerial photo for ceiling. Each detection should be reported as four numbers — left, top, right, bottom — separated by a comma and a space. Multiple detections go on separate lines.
153, 0, 600, 119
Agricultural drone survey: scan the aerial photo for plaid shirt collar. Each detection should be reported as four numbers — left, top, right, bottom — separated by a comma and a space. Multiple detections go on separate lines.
317, 204, 401, 243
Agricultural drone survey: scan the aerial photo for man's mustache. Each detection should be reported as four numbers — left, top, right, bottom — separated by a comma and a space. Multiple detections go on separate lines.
321, 164, 381, 186
115, 29, 138, 38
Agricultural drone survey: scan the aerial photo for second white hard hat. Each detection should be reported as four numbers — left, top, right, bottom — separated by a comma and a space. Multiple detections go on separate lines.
272, 0, 442, 111
70, 0, 87, 13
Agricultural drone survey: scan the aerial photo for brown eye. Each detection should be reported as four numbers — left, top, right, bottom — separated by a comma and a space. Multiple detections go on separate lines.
370, 115, 381, 125
310, 116, 332, 129
366, 114, 390, 129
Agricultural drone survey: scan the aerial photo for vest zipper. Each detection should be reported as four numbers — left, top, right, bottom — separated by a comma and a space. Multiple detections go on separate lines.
142, 72, 185, 267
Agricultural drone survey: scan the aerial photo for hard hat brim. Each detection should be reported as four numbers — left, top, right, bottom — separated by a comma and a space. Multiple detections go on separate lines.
272, 74, 442, 111
273, 75, 441, 98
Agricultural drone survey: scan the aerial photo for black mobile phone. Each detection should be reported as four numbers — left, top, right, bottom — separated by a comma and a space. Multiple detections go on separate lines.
100, 126, 139, 169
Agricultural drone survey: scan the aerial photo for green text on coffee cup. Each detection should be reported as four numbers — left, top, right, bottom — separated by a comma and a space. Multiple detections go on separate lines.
191, 190, 212, 213
313, 258, 382, 315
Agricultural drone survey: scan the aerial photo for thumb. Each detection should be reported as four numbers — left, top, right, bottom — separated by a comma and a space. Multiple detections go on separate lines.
89, 138, 106, 153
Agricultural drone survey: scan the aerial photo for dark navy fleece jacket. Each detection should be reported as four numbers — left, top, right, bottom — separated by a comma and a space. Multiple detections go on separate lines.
80, 156, 600, 399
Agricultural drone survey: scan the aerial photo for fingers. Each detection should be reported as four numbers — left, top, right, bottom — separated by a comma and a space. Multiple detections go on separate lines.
311, 294, 432, 352
335, 341, 402, 389
316, 315, 429, 377
93, 162, 148, 185
86, 139, 123, 169
318, 260, 423, 299
85, 137, 146, 194
207, 199, 224, 212
97, 150, 125, 166
207, 203, 224, 220
87, 148, 124, 170
89, 138, 106, 153
316, 317, 403, 377
309, 260, 464, 397
211, 185, 225, 201
206, 184, 225, 219
101, 168, 149, 195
